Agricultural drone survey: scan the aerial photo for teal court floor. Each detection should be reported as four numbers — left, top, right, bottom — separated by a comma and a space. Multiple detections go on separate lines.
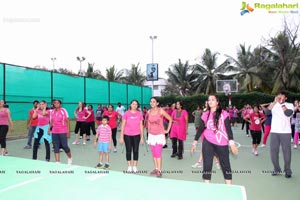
2, 123, 300, 200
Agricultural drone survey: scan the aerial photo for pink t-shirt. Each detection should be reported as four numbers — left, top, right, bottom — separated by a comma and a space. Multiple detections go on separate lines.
51, 108, 69, 134
148, 108, 165, 135
86, 109, 95, 123
76, 108, 87, 122
103, 110, 118, 129
97, 124, 112, 142
0, 108, 9, 125
249, 112, 265, 131
202, 110, 230, 146
123, 110, 143, 136
37, 110, 50, 126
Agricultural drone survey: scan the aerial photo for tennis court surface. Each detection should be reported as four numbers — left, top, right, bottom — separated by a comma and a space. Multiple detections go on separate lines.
0, 156, 247, 200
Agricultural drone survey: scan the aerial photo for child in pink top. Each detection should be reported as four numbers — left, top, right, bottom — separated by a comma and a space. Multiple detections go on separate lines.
170, 101, 188, 159
190, 95, 238, 185
120, 100, 144, 173
94, 116, 112, 169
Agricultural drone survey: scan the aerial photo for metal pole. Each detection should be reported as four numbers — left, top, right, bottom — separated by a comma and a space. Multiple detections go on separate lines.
149, 36, 157, 97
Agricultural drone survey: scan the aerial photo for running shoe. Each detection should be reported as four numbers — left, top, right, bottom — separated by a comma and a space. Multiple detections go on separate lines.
132, 166, 138, 173
191, 162, 202, 168
67, 158, 72, 165
127, 166, 133, 172
72, 141, 80, 145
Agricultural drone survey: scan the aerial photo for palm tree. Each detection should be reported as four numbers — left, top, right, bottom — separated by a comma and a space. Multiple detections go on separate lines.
267, 23, 300, 94
105, 65, 124, 82
164, 59, 196, 96
194, 48, 233, 94
225, 44, 268, 92
86, 63, 105, 79
122, 63, 146, 86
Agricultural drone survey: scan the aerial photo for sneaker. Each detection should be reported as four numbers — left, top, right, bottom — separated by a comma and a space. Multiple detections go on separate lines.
177, 156, 183, 160
132, 166, 138, 173
170, 153, 177, 158
72, 141, 80, 145
150, 169, 158, 175
215, 162, 221, 170
80, 136, 83, 139
254, 150, 258, 156
3, 152, 8, 156
96, 163, 103, 168
156, 170, 162, 178
104, 163, 110, 169
293, 144, 298, 149
24, 145, 32, 149
113, 148, 117, 153
285, 173, 292, 178
191, 162, 202, 168
127, 166, 133, 172
246, 134, 249, 137
298, 141, 300, 145
261, 144, 266, 148
271, 170, 282, 176
83, 141, 86, 145
163, 144, 168, 148
67, 158, 72, 165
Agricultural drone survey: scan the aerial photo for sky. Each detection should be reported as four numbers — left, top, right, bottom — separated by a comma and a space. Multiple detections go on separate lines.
0, 0, 299, 79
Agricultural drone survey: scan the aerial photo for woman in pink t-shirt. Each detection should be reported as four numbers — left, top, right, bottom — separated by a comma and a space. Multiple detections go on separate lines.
32, 100, 51, 161
50, 100, 72, 164
86, 105, 96, 141
190, 95, 238, 185
103, 104, 121, 152
120, 100, 144, 173
170, 101, 188, 160
147, 97, 172, 178
0, 100, 14, 156
244, 105, 266, 156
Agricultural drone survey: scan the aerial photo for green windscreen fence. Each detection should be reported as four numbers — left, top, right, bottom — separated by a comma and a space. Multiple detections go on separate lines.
1, 63, 152, 120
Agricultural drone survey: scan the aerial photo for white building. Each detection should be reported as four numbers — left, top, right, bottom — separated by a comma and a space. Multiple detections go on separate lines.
144, 78, 167, 97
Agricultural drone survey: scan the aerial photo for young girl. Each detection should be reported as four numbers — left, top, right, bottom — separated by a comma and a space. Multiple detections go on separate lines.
147, 97, 172, 178
190, 95, 238, 184
244, 105, 266, 156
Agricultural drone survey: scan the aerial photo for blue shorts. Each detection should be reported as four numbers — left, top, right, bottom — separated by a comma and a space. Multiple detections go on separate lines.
98, 142, 109, 153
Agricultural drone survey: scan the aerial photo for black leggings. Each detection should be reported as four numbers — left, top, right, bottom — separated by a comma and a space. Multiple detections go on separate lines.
0, 125, 8, 148
124, 134, 141, 161
202, 138, 232, 180
74, 121, 87, 136
171, 138, 183, 157
250, 130, 262, 144
33, 128, 50, 161
86, 121, 96, 136
111, 128, 117, 147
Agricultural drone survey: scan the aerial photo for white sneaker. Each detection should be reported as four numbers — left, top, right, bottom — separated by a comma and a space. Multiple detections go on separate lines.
215, 162, 221, 170
261, 144, 266, 148
293, 145, 298, 149
127, 166, 132, 172
68, 158, 72, 165
132, 166, 138, 173
83, 141, 86, 145
298, 141, 300, 145
72, 141, 80, 145
191, 162, 202, 168
254, 150, 258, 156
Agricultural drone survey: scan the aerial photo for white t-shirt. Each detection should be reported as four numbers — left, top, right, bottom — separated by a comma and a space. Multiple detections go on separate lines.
116, 105, 126, 116
270, 102, 294, 134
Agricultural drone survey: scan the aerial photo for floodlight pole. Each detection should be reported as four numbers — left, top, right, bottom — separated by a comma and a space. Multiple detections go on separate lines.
77, 56, 86, 76
149, 35, 157, 97
51, 57, 56, 71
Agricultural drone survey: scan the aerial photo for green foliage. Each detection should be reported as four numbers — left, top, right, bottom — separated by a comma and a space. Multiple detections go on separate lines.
158, 92, 300, 122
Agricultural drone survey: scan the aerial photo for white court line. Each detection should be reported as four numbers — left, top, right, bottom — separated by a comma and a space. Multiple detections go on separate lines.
86, 174, 108, 181
0, 177, 43, 193
0, 166, 80, 194
240, 185, 248, 200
